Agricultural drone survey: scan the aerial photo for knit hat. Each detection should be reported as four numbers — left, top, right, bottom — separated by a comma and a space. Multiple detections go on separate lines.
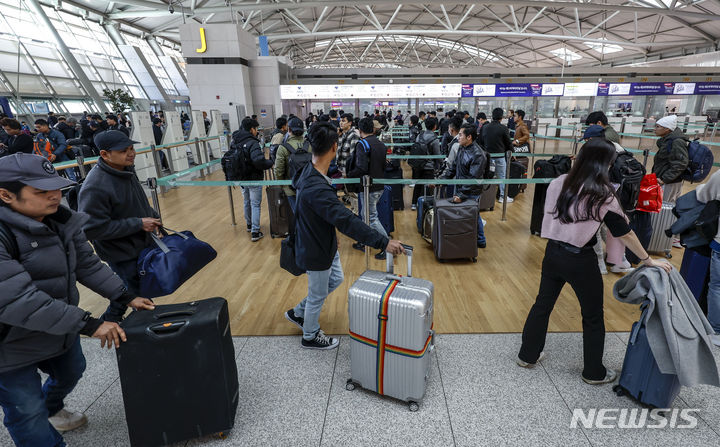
656, 115, 677, 130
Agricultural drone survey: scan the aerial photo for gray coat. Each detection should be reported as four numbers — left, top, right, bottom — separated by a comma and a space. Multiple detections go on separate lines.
78, 158, 159, 263
614, 266, 720, 387
416, 130, 441, 171
0, 205, 131, 373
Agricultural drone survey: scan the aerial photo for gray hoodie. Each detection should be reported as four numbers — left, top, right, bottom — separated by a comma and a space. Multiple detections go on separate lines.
614, 266, 720, 387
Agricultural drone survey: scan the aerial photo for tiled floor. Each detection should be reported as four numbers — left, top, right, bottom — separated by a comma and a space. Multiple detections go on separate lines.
2, 333, 720, 447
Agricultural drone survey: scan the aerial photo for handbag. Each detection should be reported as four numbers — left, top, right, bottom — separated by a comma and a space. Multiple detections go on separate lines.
636, 173, 663, 213
280, 232, 304, 276
137, 227, 217, 298
513, 144, 530, 154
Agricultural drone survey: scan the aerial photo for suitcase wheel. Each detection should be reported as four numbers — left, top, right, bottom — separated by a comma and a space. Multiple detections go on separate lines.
612, 384, 625, 396
408, 401, 420, 412
472, 258, 477, 263
345, 379, 356, 391
665, 252, 672, 259
215, 432, 229, 440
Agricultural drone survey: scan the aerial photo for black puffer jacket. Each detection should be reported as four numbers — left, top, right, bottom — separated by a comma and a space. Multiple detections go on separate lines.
441, 141, 488, 200
231, 129, 272, 180
0, 206, 132, 373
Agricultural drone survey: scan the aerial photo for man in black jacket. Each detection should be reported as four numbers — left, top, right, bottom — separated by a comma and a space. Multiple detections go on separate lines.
441, 124, 488, 248
106, 114, 129, 136
485, 108, 513, 202
284, 122, 404, 350
55, 116, 76, 140
347, 117, 390, 259
78, 131, 162, 322
0, 118, 33, 156
234, 117, 273, 241
411, 116, 441, 210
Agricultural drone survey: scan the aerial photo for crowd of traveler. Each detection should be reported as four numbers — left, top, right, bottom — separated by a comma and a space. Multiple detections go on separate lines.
0, 100, 716, 447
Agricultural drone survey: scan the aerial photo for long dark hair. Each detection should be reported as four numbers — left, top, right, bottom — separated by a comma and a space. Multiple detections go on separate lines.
553, 139, 618, 224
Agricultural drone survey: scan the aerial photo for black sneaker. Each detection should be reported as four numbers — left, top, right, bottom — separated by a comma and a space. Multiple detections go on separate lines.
284, 309, 304, 331
246, 224, 252, 232
251, 231, 264, 242
478, 241, 487, 248
301, 330, 339, 350
374, 250, 386, 260
352, 242, 365, 251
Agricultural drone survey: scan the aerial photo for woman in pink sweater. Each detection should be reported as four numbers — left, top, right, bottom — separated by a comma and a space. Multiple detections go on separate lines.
517, 139, 671, 384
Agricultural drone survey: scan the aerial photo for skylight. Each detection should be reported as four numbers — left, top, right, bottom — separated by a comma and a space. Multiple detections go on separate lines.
584, 39, 623, 54
550, 48, 582, 62
313, 36, 499, 62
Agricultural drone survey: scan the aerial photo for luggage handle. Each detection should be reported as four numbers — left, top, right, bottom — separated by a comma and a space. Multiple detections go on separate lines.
150, 227, 189, 254
153, 309, 197, 320
386, 244, 413, 277
146, 320, 188, 336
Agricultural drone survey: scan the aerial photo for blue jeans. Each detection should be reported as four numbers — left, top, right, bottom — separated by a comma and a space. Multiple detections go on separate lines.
294, 251, 344, 340
55, 153, 76, 182
464, 194, 486, 245
102, 258, 139, 321
493, 157, 506, 199
708, 249, 720, 333
0, 337, 86, 447
242, 186, 262, 233
367, 190, 388, 240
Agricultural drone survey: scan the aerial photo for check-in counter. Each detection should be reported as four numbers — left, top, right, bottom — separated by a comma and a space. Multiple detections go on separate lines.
608, 117, 624, 134
624, 116, 645, 135
559, 117, 580, 137
537, 118, 558, 136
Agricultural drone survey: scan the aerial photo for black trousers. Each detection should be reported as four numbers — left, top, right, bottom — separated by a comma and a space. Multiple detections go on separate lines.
411, 168, 435, 206
519, 240, 607, 380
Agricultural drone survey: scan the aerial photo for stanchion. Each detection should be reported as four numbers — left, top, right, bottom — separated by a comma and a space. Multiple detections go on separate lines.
75, 153, 86, 179
150, 145, 167, 193
194, 138, 205, 176
642, 149, 650, 169
147, 177, 161, 220
501, 151, 510, 222
362, 175, 371, 269
227, 186, 237, 226
542, 124, 548, 154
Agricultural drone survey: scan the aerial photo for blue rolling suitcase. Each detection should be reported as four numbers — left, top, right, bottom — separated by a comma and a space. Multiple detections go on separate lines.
359, 185, 395, 235
614, 309, 681, 408
680, 250, 711, 304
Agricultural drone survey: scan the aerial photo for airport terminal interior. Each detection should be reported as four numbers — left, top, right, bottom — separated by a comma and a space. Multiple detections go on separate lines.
2, 0, 720, 446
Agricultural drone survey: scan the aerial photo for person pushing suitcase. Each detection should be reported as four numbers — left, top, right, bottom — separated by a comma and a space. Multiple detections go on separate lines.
284, 122, 404, 350
0, 153, 154, 446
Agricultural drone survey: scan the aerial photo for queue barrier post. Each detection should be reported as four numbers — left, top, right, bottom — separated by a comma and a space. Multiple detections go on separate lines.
501, 151, 511, 222
642, 149, 650, 169
150, 145, 168, 193
147, 177, 161, 221
227, 185, 237, 226
75, 153, 86, 179
362, 175, 371, 270
193, 137, 205, 176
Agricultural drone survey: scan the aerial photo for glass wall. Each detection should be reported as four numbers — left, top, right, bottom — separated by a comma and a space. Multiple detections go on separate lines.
537, 98, 557, 118
557, 97, 591, 118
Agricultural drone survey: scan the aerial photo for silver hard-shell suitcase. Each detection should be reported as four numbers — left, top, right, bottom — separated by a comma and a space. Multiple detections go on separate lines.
346, 246, 434, 411
647, 202, 677, 258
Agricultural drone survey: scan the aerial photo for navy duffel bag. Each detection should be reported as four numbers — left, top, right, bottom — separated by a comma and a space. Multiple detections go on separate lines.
137, 228, 217, 298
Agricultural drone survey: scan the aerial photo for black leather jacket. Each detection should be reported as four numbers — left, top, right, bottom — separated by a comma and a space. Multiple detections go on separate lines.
441, 141, 487, 200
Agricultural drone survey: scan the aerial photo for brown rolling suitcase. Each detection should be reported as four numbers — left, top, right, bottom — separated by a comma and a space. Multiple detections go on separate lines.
432, 198, 478, 262
477, 185, 497, 211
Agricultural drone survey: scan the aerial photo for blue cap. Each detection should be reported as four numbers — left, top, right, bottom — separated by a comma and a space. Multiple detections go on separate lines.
0, 153, 75, 190
582, 125, 606, 140
93, 130, 139, 151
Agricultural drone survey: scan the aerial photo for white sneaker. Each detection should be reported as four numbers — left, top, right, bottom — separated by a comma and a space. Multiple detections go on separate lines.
49, 408, 88, 432
710, 334, 720, 347
610, 265, 635, 274
672, 238, 682, 249
506, 197, 514, 203
481, 218, 487, 226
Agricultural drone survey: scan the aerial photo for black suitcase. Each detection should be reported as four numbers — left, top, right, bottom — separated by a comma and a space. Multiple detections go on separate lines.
530, 184, 548, 236
267, 185, 292, 238
386, 166, 405, 210
432, 198, 478, 262
117, 298, 239, 447
507, 161, 527, 199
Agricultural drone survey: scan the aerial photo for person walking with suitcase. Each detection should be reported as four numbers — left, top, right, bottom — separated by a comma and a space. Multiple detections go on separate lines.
347, 118, 391, 260
78, 130, 162, 322
517, 139, 672, 384
283, 122, 404, 350
485, 108, 514, 203
0, 153, 154, 446
440, 123, 488, 248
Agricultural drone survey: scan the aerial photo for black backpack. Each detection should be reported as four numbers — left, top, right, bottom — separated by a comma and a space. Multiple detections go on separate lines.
409, 135, 435, 169
222, 143, 250, 181
609, 151, 646, 214
285, 141, 312, 180
533, 155, 572, 179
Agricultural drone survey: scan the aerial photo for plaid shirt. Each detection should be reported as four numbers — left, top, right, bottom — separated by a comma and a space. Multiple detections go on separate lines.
337, 127, 359, 172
